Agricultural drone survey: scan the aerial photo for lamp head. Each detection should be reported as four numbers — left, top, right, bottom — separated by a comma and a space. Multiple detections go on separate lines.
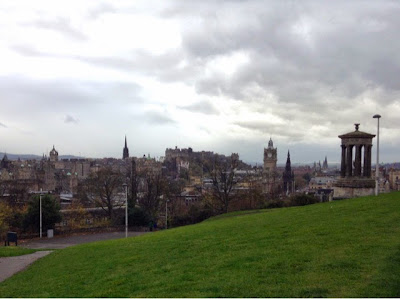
373, 114, 381, 119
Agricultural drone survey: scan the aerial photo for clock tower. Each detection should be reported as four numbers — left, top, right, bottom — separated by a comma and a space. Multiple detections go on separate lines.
263, 138, 277, 194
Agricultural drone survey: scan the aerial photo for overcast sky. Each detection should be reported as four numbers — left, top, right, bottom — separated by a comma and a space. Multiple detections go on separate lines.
1, 1, 399, 164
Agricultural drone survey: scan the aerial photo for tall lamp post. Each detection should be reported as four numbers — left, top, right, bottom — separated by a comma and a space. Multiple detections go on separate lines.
373, 114, 381, 196
165, 199, 169, 229
39, 190, 43, 239
37, 188, 49, 239
123, 183, 128, 238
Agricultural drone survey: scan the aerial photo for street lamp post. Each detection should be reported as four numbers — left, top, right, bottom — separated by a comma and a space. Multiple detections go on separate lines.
165, 200, 169, 229
123, 183, 128, 238
373, 114, 381, 196
39, 190, 42, 239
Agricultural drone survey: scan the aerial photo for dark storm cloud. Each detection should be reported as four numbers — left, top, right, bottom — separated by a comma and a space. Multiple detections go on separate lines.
179, 100, 220, 115
25, 17, 87, 41
143, 110, 176, 125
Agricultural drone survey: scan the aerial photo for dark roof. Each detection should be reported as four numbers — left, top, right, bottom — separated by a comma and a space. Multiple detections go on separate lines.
339, 130, 375, 139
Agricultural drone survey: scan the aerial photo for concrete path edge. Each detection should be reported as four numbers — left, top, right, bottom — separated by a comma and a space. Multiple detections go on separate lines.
0, 251, 53, 283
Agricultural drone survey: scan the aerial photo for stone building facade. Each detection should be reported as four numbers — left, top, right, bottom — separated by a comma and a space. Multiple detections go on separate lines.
388, 169, 400, 191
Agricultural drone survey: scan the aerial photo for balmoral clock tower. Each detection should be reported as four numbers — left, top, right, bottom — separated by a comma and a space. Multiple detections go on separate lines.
263, 138, 277, 194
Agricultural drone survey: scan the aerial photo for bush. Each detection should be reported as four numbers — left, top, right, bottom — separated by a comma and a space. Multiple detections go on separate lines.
266, 199, 288, 209
290, 194, 318, 206
0, 202, 12, 240
171, 204, 214, 227
23, 195, 62, 233
128, 206, 150, 227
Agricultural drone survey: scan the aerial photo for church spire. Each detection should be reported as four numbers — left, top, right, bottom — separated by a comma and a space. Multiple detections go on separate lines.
123, 136, 129, 159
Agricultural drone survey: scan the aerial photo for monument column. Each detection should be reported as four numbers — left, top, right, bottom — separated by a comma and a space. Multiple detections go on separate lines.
363, 145, 372, 177
341, 145, 346, 177
354, 145, 362, 176
346, 145, 353, 177
363, 145, 368, 177
367, 144, 373, 177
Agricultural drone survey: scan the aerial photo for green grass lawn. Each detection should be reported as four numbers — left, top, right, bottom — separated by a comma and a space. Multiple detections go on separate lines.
1, 192, 400, 297
0, 247, 37, 257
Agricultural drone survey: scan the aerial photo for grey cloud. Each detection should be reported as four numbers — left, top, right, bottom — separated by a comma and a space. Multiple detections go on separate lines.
0, 122, 7, 128
64, 115, 79, 124
25, 17, 87, 41
0, 75, 143, 121
179, 100, 220, 115
10, 44, 47, 57
143, 110, 176, 125
10, 46, 187, 83
86, 3, 116, 19
159, 0, 400, 113
233, 120, 307, 141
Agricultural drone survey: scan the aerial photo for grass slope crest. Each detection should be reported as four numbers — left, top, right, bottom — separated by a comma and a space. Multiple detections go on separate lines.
1, 192, 400, 297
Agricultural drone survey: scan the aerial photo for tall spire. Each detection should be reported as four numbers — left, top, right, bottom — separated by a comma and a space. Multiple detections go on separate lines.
285, 150, 291, 171
283, 150, 294, 195
268, 137, 274, 149
123, 136, 129, 159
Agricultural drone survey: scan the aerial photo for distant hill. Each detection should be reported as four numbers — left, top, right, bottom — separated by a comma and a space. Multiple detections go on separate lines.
0, 152, 84, 161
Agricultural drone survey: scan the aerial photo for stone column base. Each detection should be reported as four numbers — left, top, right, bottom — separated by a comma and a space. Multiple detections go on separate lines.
333, 178, 376, 199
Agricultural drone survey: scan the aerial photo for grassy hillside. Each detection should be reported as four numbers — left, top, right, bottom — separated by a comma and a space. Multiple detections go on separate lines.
0, 247, 37, 257
1, 192, 400, 297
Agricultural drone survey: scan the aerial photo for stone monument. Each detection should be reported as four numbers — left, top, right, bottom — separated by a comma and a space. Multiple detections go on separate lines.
333, 124, 376, 198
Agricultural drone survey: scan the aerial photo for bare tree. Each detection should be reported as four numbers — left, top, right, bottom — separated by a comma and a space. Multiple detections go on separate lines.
137, 169, 166, 222
83, 167, 124, 220
207, 154, 239, 214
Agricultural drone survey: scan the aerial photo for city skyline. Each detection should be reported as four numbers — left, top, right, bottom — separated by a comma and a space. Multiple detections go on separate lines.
1, 1, 399, 163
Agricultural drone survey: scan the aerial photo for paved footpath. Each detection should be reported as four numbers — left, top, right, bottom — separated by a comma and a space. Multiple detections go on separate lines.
0, 231, 148, 283
21, 231, 147, 249
0, 251, 53, 283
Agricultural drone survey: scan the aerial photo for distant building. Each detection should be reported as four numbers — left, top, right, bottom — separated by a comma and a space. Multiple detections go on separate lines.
122, 136, 129, 159
322, 156, 328, 170
388, 169, 400, 191
309, 176, 336, 190
49, 145, 58, 162
263, 138, 277, 194
0, 153, 10, 169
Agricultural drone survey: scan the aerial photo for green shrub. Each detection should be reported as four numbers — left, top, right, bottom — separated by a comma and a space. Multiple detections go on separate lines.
128, 206, 150, 227
0, 202, 12, 240
23, 195, 62, 233
290, 194, 318, 206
